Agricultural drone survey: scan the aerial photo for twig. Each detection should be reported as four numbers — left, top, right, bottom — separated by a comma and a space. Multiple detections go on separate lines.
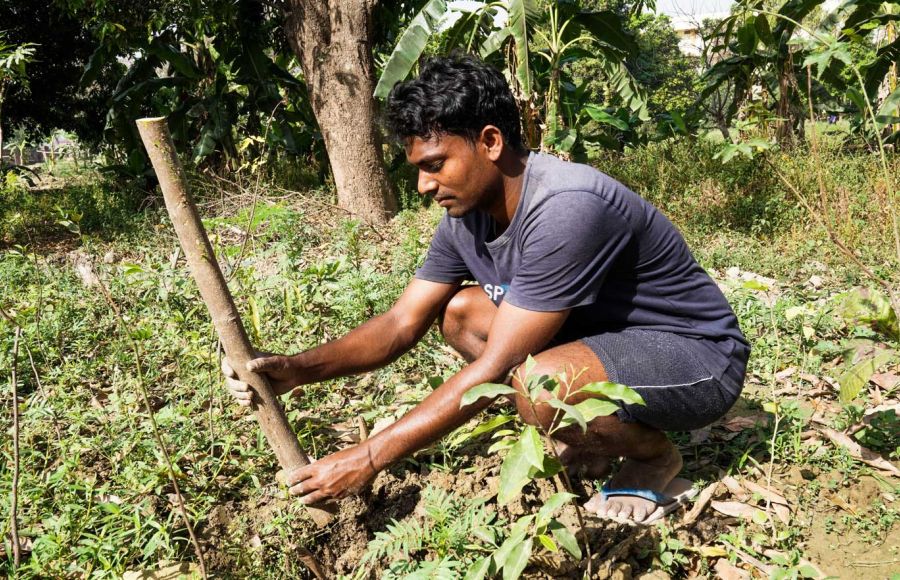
357, 416, 369, 442
298, 548, 327, 579
731, 545, 773, 575
547, 438, 593, 577
519, 366, 593, 577
849, 558, 900, 567
94, 273, 209, 578
22, 342, 62, 444
9, 326, 22, 568
226, 101, 283, 283
766, 159, 900, 318
681, 481, 718, 525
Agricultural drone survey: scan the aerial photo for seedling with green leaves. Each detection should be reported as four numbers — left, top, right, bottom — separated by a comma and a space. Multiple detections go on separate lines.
458, 355, 645, 578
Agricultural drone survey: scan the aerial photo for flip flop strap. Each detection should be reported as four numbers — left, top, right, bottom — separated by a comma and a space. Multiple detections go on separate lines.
601, 484, 673, 506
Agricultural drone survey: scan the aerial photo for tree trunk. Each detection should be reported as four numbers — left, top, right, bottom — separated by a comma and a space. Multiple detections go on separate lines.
775, 54, 796, 147
0, 96, 5, 166
283, 0, 397, 225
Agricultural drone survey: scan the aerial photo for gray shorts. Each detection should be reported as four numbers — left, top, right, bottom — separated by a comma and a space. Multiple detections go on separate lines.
578, 329, 748, 432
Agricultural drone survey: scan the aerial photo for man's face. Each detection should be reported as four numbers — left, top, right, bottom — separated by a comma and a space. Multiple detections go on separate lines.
405, 132, 503, 218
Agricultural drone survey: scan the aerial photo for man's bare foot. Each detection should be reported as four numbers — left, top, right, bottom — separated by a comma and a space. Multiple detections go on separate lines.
584, 440, 683, 523
555, 441, 613, 480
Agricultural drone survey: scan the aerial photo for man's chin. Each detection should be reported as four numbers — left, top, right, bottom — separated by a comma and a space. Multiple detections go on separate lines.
446, 205, 472, 218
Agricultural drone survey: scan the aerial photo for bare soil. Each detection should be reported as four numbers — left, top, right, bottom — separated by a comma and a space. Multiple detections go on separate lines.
196, 400, 898, 579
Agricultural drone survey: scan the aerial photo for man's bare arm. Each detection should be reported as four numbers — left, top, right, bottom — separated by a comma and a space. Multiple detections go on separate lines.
291, 278, 460, 383
287, 301, 570, 504
224, 279, 460, 400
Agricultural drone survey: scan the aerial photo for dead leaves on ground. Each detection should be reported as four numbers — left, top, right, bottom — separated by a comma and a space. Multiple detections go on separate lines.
818, 427, 900, 476
708, 476, 793, 525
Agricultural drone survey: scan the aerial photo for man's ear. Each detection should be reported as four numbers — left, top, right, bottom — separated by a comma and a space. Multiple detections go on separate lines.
479, 125, 505, 161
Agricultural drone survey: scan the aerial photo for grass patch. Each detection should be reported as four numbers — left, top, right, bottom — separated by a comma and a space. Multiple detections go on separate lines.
1, 147, 897, 577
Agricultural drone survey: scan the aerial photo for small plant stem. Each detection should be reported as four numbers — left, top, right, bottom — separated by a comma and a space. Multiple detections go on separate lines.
226, 101, 283, 283
519, 367, 593, 577
209, 336, 220, 458
95, 275, 208, 578
545, 437, 593, 578
9, 326, 22, 568
22, 341, 62, 444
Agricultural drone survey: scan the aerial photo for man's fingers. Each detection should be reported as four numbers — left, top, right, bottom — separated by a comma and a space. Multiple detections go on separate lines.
299, 490, 330, 506
221, 357, 236, 378
246, 355, 287, 373
225, 375, 249, 391
230, 390, 252, 406
284, 465, 314, 487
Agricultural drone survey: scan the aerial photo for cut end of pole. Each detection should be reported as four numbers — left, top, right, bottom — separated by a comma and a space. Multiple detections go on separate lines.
137, 116, 167, 124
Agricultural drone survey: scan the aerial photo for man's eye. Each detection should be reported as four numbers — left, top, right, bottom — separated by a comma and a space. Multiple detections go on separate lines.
425, 162, 443, 172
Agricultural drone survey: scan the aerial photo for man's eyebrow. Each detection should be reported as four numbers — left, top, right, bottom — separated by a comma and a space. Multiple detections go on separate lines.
414, 154, 444, 166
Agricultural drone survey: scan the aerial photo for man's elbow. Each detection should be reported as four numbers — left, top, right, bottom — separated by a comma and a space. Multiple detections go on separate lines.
387, 309, 429, 354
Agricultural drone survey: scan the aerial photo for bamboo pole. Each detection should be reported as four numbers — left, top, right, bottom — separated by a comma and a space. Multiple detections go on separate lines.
136, 117, 335, 527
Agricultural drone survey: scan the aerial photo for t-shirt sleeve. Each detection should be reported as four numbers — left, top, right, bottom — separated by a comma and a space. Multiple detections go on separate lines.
414, 214, 472, 283
505, 192, 632, 311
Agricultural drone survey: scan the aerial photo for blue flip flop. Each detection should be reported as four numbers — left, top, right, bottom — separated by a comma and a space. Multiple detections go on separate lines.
586, 477, 697, 525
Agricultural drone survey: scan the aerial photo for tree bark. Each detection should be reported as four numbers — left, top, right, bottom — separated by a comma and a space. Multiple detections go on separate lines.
136, 117, 335, 527
775, 54, 796, 147
283, 0, 397, 225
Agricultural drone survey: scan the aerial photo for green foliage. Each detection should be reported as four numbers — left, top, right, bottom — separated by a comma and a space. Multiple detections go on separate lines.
375, 0, 648, 155
374, 0, 449, 99
467, 360, 643, 503
702, 0, 900, 146
3, 130, 899, 577
353, 485, 504, 578
61, 0, 322, 177
626, 12, 700, 117
457, 357, 643, 576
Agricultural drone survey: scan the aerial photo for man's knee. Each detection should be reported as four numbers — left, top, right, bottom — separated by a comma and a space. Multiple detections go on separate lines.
438, 287, 487, 343
509, 344, 608, 432
509, 359, 567, 431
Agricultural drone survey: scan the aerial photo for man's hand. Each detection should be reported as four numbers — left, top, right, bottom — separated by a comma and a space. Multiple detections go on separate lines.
221, 353, 307, 406
284, 443, 378, 504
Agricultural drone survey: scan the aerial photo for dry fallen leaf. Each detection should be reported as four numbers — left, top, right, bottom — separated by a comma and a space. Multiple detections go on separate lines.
370, 416, 395, 437
824, 493, 857, 515
820, 427, 900, 476
698, 546, 728, 558
799, 372, 822, 385
773, 503, 791, 524
865, 403, 900, 417
721, 476, 749, 501
720, 414, 769, 432
690, 427, 711, 444
123, 562, 200, 580
741, 479, 790, 507
870, 372, 900, 390
683, 482, 719, 525
775, 367, 797, 381
711, 500, 767, 521
714, 558, 751, 580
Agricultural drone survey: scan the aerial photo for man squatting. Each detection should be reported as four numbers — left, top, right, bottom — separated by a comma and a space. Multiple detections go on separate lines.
223, 55, 749, 524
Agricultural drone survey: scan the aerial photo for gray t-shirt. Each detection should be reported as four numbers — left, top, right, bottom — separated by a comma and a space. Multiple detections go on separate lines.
415, 152, 748, 377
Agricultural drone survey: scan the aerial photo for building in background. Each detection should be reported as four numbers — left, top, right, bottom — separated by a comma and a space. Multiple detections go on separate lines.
656, 0, 733, 56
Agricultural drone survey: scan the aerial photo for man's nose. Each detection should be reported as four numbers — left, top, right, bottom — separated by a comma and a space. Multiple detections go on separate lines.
417, 171, 438, 196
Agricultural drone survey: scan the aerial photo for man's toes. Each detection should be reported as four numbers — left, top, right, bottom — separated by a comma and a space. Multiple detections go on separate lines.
632, 502, 649, 522
616, 502, 634, 521
603, 499, 621, 519
584, 494, 604, 513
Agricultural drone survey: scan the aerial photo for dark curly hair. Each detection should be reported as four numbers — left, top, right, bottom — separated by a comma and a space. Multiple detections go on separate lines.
385, 55, 525, 152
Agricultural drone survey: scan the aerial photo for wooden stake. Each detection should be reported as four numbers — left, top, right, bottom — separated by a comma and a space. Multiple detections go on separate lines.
136, 117, 335, 527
